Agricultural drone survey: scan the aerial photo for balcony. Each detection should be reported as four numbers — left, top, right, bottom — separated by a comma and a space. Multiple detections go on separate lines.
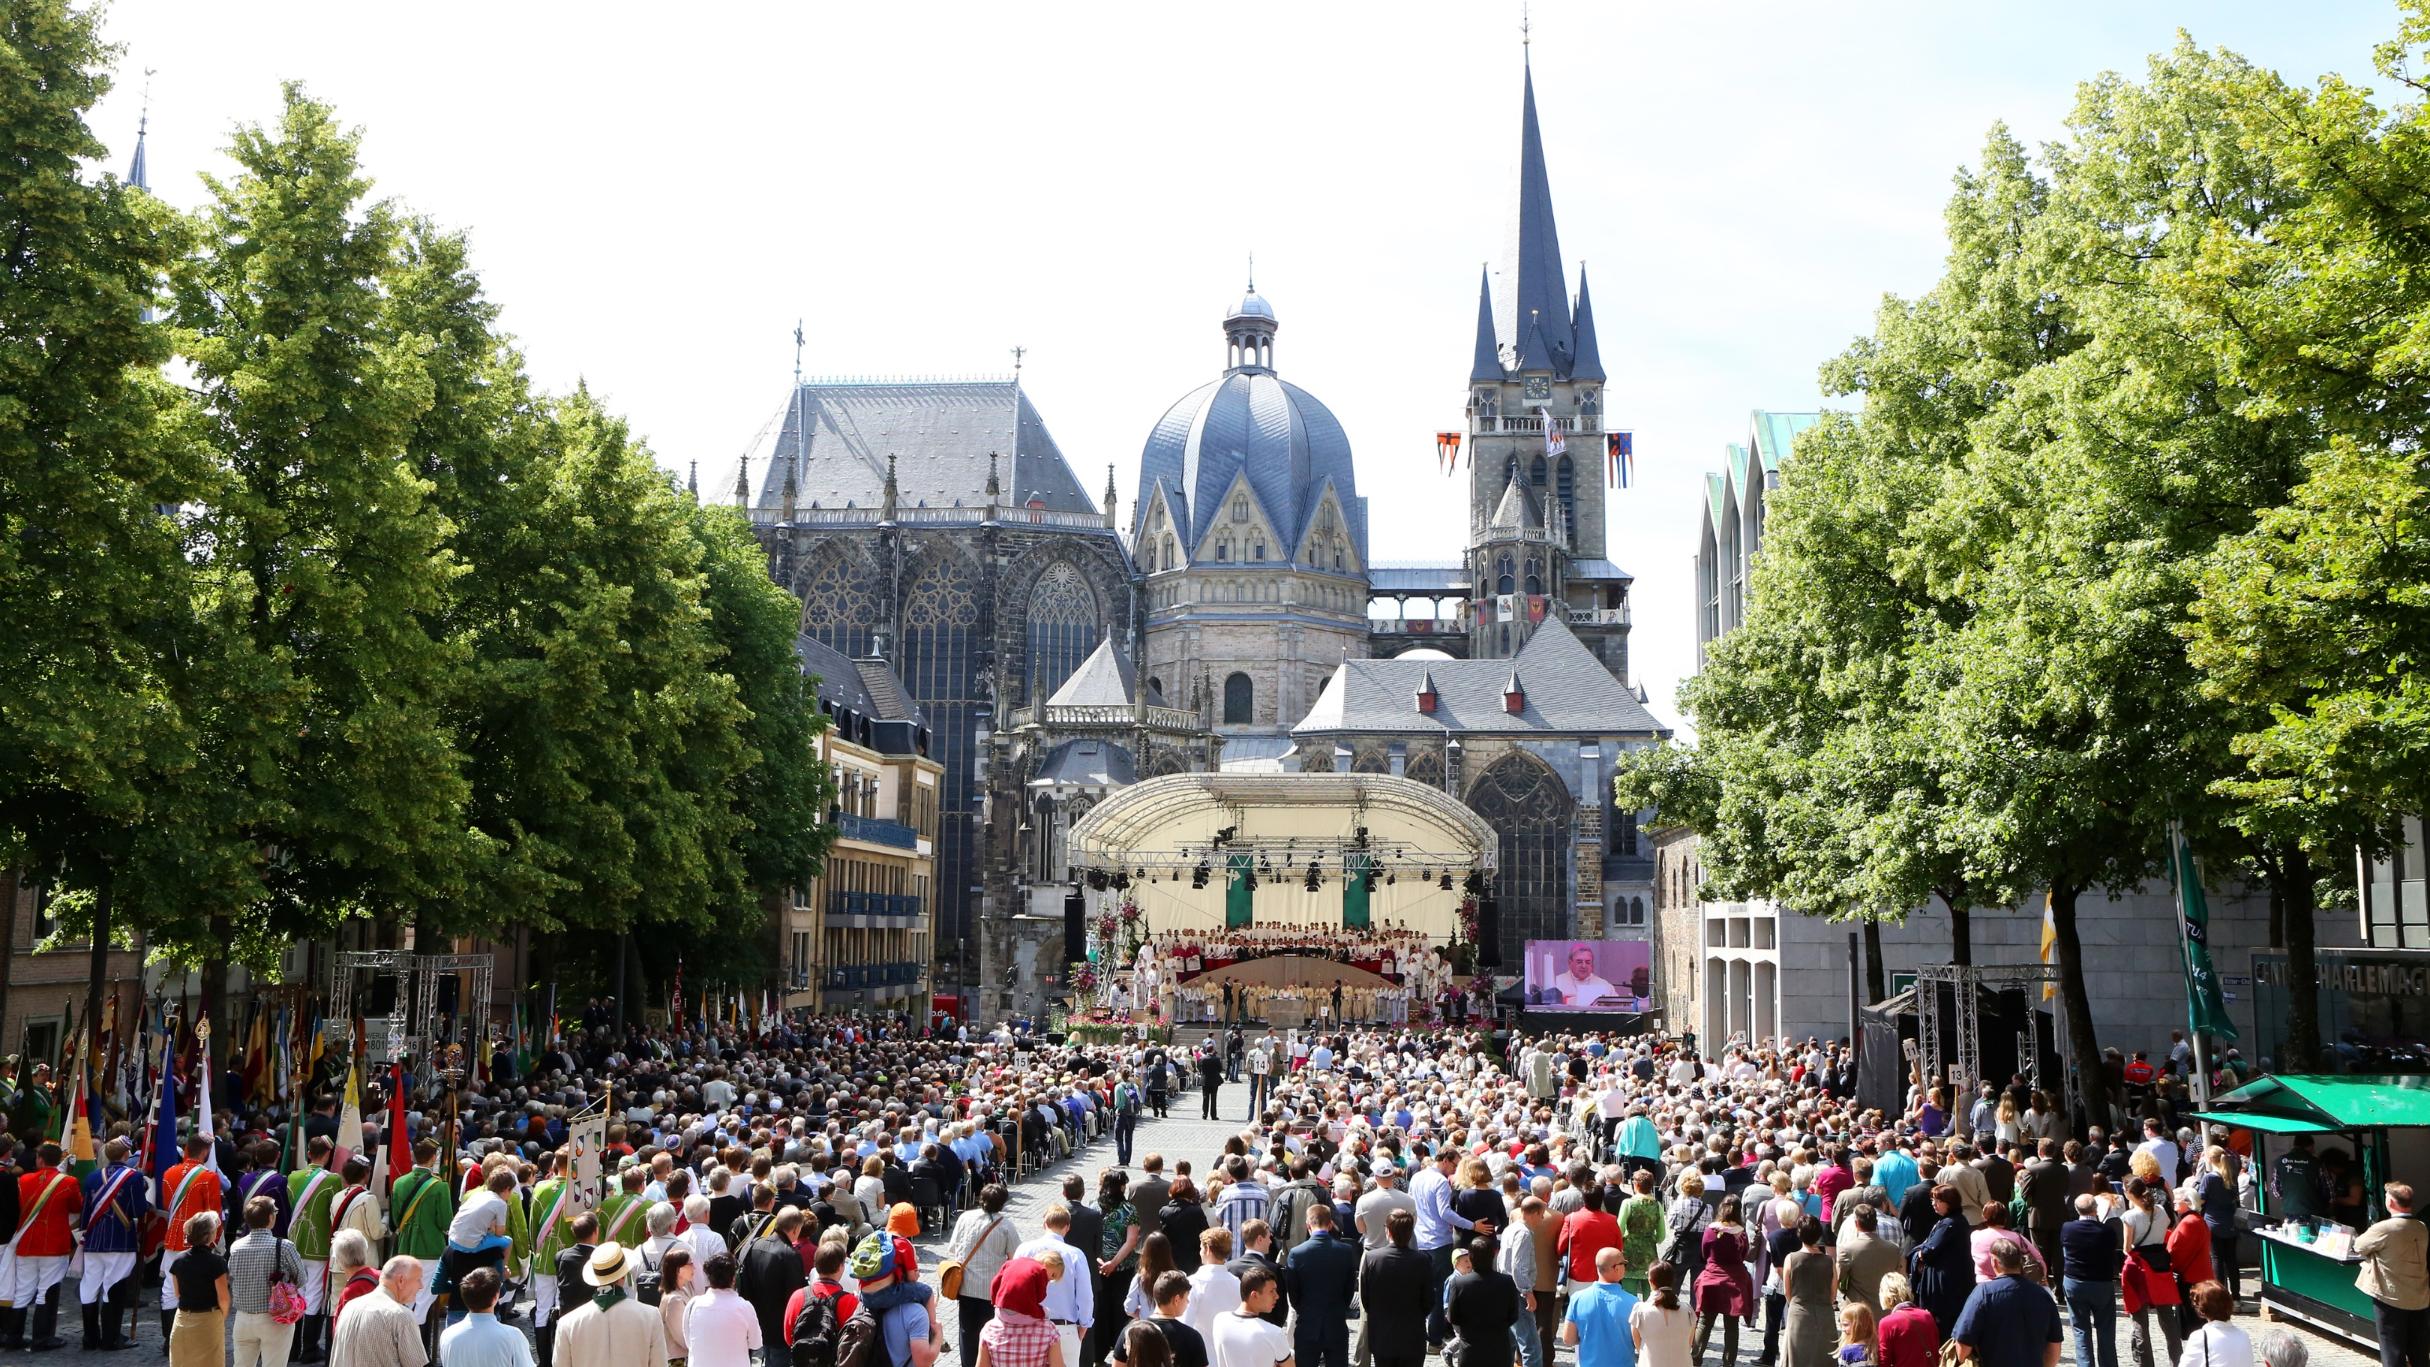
822, 961, 927, 992
827, 891, 924, 925
1470, 412, 1605, 437
834, 812, 919, 849
1004, 701, 1203, 732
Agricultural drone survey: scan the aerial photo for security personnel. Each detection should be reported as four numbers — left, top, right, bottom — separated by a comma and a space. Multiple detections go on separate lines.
286, 1136, 342, 1362
390, 1138, 456, 1322
155, 1132, 224, 1342
5, 1142, 81, 1351
79, 1136, 150, 1350
527, 1149, 588, 1367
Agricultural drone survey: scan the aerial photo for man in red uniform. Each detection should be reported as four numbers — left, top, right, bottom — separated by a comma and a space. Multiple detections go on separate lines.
156, 1133, 225, 1343
3, 1142, 81, 1351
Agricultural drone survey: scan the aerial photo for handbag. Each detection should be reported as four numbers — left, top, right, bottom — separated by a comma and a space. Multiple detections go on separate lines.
938, 1216, 1004, 1301
267, 1240, 308, 1326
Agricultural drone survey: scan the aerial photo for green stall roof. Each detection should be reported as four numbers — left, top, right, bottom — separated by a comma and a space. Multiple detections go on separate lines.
2193, 1073, 2430, 1133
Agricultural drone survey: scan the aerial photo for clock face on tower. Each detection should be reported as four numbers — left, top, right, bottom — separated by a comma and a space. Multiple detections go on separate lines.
1523, 376, 1551, 401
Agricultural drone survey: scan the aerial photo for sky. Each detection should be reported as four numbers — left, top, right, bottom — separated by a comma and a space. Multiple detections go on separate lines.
90, 0, 2404, 724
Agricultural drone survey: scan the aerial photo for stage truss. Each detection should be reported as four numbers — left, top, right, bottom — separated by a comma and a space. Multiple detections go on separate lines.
326, 951, 494, 1073
1910, 963, 2081, 1126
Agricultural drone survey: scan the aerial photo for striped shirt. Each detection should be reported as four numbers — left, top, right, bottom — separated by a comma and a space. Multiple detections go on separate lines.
227, 1230, 306, 1314
1212, 1181, 1271, 1238
979, 1312, 1060, 1367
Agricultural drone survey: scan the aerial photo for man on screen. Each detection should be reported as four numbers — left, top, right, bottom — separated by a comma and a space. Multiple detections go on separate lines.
1550, 944, 1619, 1007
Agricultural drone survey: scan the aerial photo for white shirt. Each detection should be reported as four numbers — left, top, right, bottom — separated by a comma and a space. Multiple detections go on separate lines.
679, 1223, 728, 1268
1552, 972, 1617, 1006
1211, 1308, 1293, 1367
701, 1079, 736, 1110
1014, 1234, 1094, 1327
448, 1189, 510, 1248
683, 1287, 763, 1367
2140, 1138, 2183, 1182
2176, 1323, 2255, 1367
1181, 1264, 1243, 1341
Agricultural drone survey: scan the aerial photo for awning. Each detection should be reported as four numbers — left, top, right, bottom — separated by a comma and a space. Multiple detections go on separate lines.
2192, 1072, 2430, 1134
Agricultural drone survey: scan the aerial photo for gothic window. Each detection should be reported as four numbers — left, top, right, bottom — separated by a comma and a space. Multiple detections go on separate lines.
797, 546, 884, 659
898, 546, 983, 958
1333, 545, 1345, 572
1466, 752, 1574, 966
1147, 676, 1164, 702
1525, 557, 1543, 596
1495, 555, 1515, 596
1025, 561, 1101, 702
1163, 535, 1176, 568
1216, 541, 1230, 562
1253, 541, 1266, 561
1223, 672, 1253, 724
1232, 498, 1249, 523
1499, 625, 1510, 653
1530, 455, 1548, 488
1614, 809, 1639, 856
1403, 748, 1444, 789
1556, 455, 1576, 539
1350, 748, 1390, 775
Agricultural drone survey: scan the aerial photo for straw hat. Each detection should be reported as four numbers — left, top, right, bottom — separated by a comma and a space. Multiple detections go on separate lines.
582, 1242, 634, 1287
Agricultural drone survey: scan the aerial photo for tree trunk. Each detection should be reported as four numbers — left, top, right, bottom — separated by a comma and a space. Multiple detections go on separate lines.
1942, 894, 1972, 967
84, 876, 113, 1065
1862, 917, 1887, 1005
2279, 843, 2322, 1071
2048, 884, 2111, 1127
0, 868, 18, 1056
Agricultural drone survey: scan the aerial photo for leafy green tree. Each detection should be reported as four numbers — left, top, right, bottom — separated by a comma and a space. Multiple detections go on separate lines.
0, 0, 212, 1034
156, 85, 469, 979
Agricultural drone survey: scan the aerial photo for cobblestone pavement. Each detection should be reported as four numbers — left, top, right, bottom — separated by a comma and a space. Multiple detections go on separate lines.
65, 1074, 2377, 1367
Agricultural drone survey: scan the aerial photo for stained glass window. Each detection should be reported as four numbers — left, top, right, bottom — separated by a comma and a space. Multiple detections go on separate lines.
1466, 752, 1573, 966
797, 544, 884, 659
1025, 561, 1100, 703
1223, 672, 1253, 724
900, 547, 983, 951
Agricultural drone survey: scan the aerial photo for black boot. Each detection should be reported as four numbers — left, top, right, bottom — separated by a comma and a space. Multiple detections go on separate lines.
535, 1322, 555, 1367
297, 1313, 325, 1362
81, 1300, 102, 1350
0, 1307, 27, 1352
32, 1286, 68, 1351
100, 1291, 132, 1351
161, 1307, 176, 1349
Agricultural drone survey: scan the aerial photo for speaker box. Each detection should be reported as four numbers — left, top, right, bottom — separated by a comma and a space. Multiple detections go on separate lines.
1475, 897, 1503, 968
1063, 890, 1087, 965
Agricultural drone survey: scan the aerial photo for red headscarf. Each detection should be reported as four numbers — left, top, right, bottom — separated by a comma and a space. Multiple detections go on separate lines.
990, 1257, 1050, 1319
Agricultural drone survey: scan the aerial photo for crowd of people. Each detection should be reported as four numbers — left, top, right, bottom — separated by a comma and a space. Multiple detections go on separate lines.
1128, 931, 1452, 1028
0, 1011, 2421, 1367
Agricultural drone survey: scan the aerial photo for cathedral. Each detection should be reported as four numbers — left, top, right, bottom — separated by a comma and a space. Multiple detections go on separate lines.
748, 58, 1671, 1023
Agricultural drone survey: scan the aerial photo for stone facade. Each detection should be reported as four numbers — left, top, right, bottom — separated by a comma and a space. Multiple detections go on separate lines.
1, 868, 147, 1064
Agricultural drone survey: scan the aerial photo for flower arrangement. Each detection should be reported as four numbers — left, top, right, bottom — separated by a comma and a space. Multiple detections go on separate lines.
1068, 960, 1098, 997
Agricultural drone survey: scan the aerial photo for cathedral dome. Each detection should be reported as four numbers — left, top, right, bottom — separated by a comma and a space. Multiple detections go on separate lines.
1133, 289, 1365, 567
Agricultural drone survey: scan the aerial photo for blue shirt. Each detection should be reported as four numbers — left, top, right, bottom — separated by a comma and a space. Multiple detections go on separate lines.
437, 1312, 536, 1367
1409, 1166, 1470, 1251
1950, 1274, 2062, 1367
1562, 1282, 1640, 1367
1875, 1150, 1920, 1208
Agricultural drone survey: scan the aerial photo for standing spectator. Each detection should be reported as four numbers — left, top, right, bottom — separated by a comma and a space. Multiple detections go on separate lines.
554, 1242, 672, 1367
1018, 1206, 1098, 1367
1630, 1259, 1691, 1367
1781, 1218, 1836, 1367
1554, 1244, 1639, 1367
1162, 1180, 1211, 1276
326, 1257, 430, 1367
1199, 1049, 1224, 1122
1905, 1188, 1972, 1339
1874, 1275, 1937, 1367
737, 1207, 809, 1354
653, 1247, 694, 1367
2166, 1190, 2215, 1338
1112, 1074, 1146, 1167
2356, 1181, 2429, 1367
1100, 1170, 1144, 1361
437, 1267, 536, 1367
1947, 1238, 2060, 1367
1495, 1195, 1548, 1367
1693, 1194, 1755, 1366
2193, 1148, 2244, 1303
1357, 1210, 1431, 1367
1836, 1206, 1902, 1316
977, 1258, 1064, 1367
229, 1193, 308, 1367
1113, 1279, 1205, 1367
1284, 1204, 1359, 1367
2018, 1142, 2069, 1283
2120, 1180, 2183, 1367
1453, 1159, 1510, 1258
1618, 1172, 1665, 1300
1211, 1265, 1295, 1367
329, 1229, 384, 1328
2176, 1282, 2254, 1367
1411, 1150, 1470, 1347
948, 1183, 1024, 1357
1445, 1242, 1519, 1367
2059, 1194, 2121, 1367
168, 1211, 233, 1367
684, 1253, 761, 1367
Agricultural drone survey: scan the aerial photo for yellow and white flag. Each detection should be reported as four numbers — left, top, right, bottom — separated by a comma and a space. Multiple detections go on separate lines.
2039, 892, 2057, 1000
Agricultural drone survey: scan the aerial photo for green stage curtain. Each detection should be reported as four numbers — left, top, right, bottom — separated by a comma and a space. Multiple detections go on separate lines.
1343, 853, 1371, 929
1226, 852, 1254, 928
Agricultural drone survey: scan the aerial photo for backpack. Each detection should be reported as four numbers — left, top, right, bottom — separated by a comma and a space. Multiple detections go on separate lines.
633, 1239, 664, 1306
1273, 1183, 1317, 1252
791, 1285, 847, 1367
1116, 1083, 1142, 1117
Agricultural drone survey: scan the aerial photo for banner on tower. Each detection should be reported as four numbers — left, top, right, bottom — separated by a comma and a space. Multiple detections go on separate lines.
1607, 432, 1634, 488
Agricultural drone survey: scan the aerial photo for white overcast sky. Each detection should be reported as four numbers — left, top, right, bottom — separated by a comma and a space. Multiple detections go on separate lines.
91, 0, 2401, 724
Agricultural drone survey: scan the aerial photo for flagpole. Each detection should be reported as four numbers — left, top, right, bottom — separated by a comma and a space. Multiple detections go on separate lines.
2169, 821, 2217, 1108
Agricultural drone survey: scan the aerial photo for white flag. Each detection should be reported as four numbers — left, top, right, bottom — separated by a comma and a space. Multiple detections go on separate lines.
566, 1109, 609, 1193
334, 1055, 364, 1170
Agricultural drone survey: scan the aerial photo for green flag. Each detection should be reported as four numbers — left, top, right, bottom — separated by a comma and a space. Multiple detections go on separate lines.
1343, 854, 1372, 930
2175, 836, 2239, 1042
1226, 853, 1254, 929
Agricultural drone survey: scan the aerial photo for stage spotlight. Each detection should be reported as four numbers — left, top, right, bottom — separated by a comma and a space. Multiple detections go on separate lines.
1242, 869, 1258, 892
1439, 872, 1454, 891
1192, 861, 1210, 889
1112, 870, 1131, 890
1464, 870, 1486, 895
1304, 862, 1322, 892
1386, 872, 1396, 886
1362, 870, 1378, 893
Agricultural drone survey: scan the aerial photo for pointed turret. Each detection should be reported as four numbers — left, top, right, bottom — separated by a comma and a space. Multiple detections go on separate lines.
1516, 309, 1560, 375
1570, 267, 1606, 383
1470, 266, 1503, 382
127, 110, 149, 191
1489, 465, 1540, 531
1501, 62, 1572, 372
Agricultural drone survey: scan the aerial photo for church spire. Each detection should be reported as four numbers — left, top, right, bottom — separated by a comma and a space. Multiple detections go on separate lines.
1570, 266, 1605, 383
1469, 265, 1502, 382
1502, 61, 1572, 374
127, 68, 152, 191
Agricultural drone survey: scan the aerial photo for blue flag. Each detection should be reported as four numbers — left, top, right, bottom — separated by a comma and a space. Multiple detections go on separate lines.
147, 1049, 179, 1186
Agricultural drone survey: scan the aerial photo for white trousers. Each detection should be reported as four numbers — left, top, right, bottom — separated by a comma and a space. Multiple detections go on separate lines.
79, 1250, 137, 1305
6, 1252, 67, 1307
298, 1258, 327, 1315
159, 1249, 186, 1309
532, 1271, 561, 1327
232, 1308, 298, 1367
412, 1257, 440, 1322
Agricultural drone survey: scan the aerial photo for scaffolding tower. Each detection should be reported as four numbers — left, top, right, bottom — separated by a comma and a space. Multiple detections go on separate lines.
326, 950, 494, 1074
1910, 963, 2080, 1127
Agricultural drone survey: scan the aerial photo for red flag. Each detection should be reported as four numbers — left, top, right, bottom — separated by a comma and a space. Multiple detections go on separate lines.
384, 1060, 409, 1198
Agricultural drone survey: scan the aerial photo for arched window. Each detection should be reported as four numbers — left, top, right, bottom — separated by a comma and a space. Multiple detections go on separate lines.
1556, 455, 1576, 538
1223, 672, 1253, 724
1529, 455, 1548, 488
1024, 562, 1100, 702
1495, 555, 1515, 595
1404, 747, 1444, 789
1147, 676, 1164, 703
1253, 541, 1265, 561
1525, 557, 1543, 596
1465, 752, 1575, 965
1163, 535, 1176, 568
1216, 540, 1230, 562
1231, 498, 1249, 523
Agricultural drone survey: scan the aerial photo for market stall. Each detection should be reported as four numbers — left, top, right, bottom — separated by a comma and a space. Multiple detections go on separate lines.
2192, 1073, 2430, 1346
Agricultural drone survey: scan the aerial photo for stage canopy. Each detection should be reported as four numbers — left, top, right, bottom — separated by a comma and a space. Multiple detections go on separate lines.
1066, 773, 1495, 942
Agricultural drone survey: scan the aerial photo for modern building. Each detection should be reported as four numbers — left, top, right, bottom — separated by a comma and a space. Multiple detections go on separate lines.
1654, 415, 2360, 1051
744, 52, 1671, 1022
788, 639, 941, 1017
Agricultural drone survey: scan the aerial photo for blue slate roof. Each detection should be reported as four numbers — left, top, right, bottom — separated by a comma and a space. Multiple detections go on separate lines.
754, 380, 1095, 515
1297, 616, 1670, 737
